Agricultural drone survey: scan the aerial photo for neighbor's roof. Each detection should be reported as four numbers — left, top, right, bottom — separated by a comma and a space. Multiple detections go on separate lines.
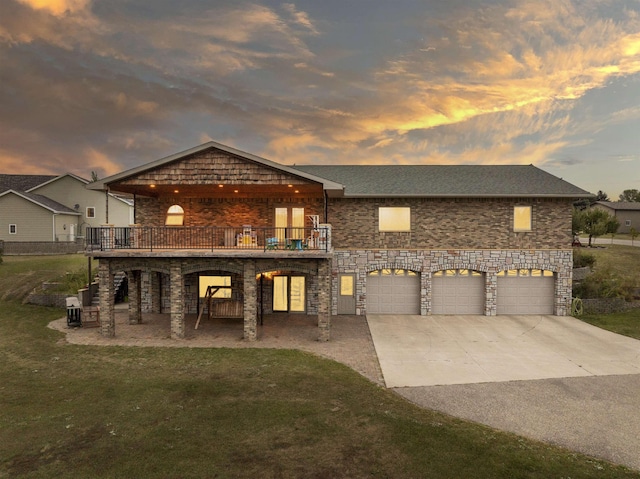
0, 189, 81, 214
596, 201, 640, 211
0, 174, 57, 194
292, 164, 592, 198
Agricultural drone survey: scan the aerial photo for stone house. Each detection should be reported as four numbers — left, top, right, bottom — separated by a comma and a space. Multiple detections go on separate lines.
86, 141, 591, 341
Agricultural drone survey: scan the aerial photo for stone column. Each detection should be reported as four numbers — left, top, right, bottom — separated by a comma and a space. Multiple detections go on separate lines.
243, 261, 257, 341
150, 271, 161, 313
128, 270, 142, 324
98, 260, 115, 337
421, 271, 430, 316
485, 272, 497, 316
317, 259, 331, 341
170, 260, 184, 339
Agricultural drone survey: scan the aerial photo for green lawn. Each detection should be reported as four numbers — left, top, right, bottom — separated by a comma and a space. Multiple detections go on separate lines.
1, 256, 639, 478
580, 310, 640, 340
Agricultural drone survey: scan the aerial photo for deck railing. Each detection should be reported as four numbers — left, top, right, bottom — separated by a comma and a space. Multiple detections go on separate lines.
85, 225, 332, 252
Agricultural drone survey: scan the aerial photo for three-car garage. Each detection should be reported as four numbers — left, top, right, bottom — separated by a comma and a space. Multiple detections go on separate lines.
365, 268, 556, 315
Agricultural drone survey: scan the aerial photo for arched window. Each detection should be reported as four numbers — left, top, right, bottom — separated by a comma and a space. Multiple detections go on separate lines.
165, 205, 184, 226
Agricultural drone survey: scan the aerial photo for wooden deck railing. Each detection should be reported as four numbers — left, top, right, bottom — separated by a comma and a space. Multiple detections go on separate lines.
85, 225, 331, 252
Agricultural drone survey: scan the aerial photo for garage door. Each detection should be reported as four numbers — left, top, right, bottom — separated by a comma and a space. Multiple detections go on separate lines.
367, 269, 420, 314
432, 269, 484, 314
497, 269, 555, 315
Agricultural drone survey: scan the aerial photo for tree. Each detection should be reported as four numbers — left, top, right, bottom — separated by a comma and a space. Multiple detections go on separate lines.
90, 171, 99, 183
631, 227, 638, 246
619, 189, 640, 202
573, 208, 620, 247
595, 190, 610, 202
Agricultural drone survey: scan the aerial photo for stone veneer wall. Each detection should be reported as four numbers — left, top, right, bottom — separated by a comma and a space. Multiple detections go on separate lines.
332, 248, 573, 316
327, 197, 573, 250
119, 258, 323, 316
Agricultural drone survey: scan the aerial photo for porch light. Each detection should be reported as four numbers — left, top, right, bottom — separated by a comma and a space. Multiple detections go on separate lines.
174, 190, 179, 193
287, 184, 293, 187
294, 190, 299, 193
150, 184, 156, 188
234, 189, 239, 193
218, 184, 224, 188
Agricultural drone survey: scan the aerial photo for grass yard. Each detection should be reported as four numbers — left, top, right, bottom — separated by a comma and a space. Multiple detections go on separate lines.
1, 256, 639, 478
580, 310, 640, 340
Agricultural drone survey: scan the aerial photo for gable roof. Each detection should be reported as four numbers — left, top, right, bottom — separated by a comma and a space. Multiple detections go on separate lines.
0, 189, 81, 215
596, 201, 640, 211
0, 174, 57, 194
87, 141, 344, 193
292, 164, 592, 198
26, 172, 89, 192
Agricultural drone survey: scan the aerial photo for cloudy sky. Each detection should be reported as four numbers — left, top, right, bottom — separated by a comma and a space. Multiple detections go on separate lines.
1, 0, 640, 197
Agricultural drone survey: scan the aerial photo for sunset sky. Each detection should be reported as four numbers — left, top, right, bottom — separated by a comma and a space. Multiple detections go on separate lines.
1, 0, 640, 198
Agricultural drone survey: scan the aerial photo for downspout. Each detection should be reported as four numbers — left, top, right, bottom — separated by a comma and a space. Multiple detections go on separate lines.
105, 188, 110, 224
133, 193, 137, 224
323, 191, 328, 223
52, 214, 57, 241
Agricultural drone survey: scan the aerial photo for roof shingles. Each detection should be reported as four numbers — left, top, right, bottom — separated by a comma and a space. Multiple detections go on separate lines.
292, 164, 591, 197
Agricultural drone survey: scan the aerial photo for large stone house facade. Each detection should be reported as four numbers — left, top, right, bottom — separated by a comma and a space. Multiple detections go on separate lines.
87, 141, 591, 341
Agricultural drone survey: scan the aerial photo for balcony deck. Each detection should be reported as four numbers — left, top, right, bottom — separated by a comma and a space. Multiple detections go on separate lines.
85, 225, 333, 259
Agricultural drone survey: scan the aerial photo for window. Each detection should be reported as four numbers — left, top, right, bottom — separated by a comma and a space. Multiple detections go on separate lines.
273, 275, 305, 312
9, 224, 16, 234
275, 206, 305, 240
199, 276, 231, 299
625, 220, 632, 227
513, 206, 532, 232
379, 207, 410, 232
165, 205, 184, 226
86, 207, 96, 219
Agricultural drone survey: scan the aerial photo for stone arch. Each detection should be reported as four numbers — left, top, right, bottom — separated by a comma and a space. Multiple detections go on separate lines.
497, 263, 558, 274
364, 261, 422, 274
429, 262, 487, 274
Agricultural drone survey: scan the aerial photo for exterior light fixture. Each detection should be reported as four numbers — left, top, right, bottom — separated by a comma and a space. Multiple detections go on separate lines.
150, 184, 156, 188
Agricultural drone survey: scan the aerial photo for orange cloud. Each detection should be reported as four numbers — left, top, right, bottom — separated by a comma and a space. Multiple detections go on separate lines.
16, 0, 89, 16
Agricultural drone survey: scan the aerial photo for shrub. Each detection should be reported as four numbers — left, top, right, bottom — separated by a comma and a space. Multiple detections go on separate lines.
573, 249, 595, 268
573, 267, 634, 300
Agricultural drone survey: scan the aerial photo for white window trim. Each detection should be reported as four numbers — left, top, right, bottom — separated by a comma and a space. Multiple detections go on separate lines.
9, 224, 17, 234
86, 207, 96, 219
625, 220, 632, 227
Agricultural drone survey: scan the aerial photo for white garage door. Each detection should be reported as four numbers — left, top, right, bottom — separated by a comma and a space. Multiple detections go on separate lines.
497, 269, 555, 315
367, 269, 420, 314
432, 269, 485, 315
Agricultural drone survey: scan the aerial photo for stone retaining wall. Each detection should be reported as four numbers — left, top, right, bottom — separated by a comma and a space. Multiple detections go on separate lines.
0, 240, 83, 255
581, 298, 640, 315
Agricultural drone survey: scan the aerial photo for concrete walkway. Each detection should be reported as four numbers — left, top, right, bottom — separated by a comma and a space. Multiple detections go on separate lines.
366, 314, 640, 387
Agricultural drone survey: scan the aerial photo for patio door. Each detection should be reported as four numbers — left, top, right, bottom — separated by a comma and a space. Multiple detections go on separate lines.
275, 207, 305, 244
273, 275, 306, 312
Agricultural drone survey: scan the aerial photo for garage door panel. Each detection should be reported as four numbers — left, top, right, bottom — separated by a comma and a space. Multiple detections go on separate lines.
497, 273, 554, 315
432, 271, 484, 315
367, 270, 420, 315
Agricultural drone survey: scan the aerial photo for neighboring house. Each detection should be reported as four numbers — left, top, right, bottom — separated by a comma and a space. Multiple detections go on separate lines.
592, 201, 640, 234
0, 173, 133, 242
86, 141, 591, 341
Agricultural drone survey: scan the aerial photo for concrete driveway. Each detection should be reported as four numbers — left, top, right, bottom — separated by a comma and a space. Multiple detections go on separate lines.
366, 314, 640, 388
